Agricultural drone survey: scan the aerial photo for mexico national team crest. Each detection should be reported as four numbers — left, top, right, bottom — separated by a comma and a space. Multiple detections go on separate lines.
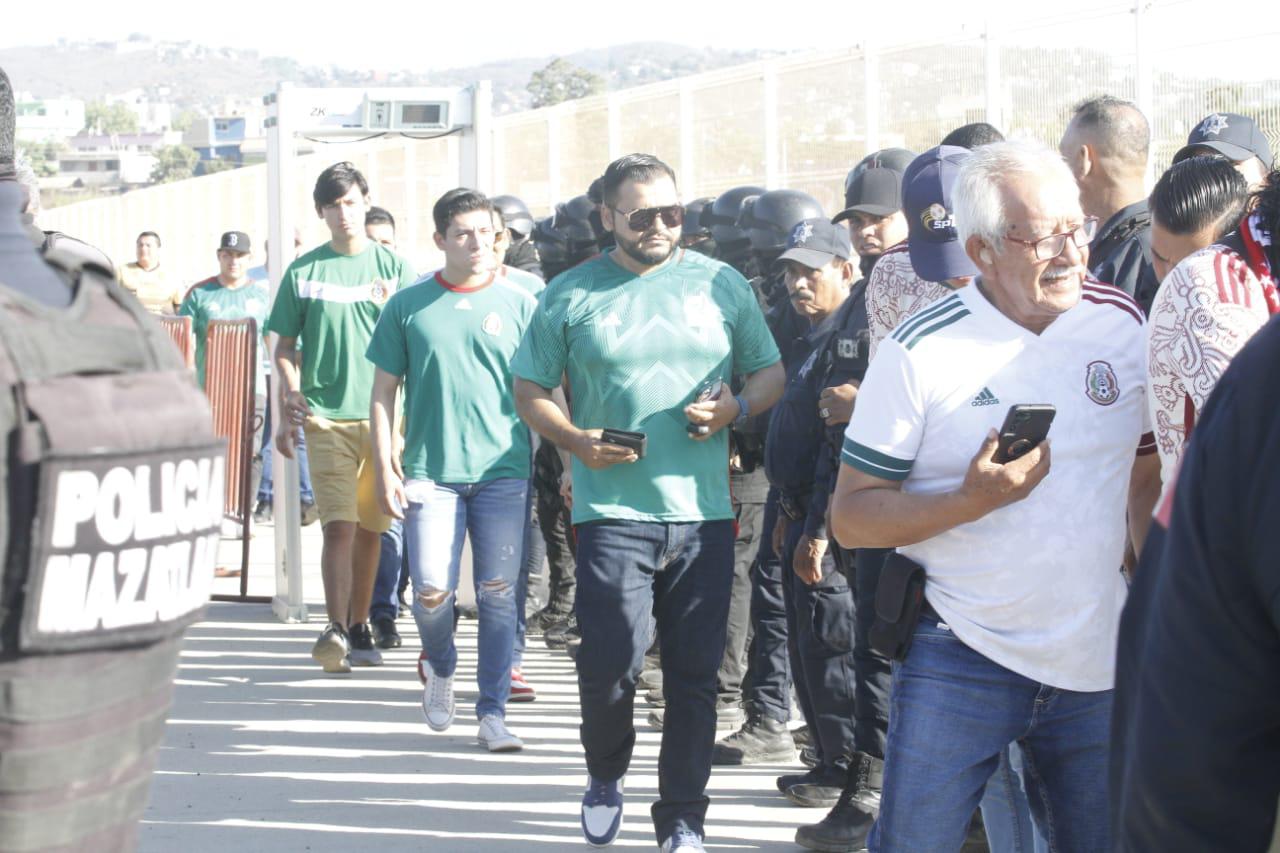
369, 279, 391, 305
1085, 360, 1120, 406
482, 312, 503, 336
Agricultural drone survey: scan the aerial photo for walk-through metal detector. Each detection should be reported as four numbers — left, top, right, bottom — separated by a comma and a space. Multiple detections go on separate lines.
263, 83, 492, 623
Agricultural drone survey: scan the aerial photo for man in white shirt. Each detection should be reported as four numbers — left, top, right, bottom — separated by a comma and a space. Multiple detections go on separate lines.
831, 141, 1160, 852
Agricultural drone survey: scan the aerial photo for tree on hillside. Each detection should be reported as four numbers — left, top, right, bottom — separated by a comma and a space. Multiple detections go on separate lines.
527, 59, 605, 109
171, 108, 202, 133
150, 144, 199, 184
84, 101, 139, 135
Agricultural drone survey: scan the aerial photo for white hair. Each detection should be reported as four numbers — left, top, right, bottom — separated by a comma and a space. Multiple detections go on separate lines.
14, 148, 40, 216
954, 140, 1080, 252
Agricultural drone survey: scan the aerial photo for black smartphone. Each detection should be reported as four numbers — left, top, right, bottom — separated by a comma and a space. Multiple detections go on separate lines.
600, 428, 647, 459
994, 404, 1056, 463
687, 380, 723, 436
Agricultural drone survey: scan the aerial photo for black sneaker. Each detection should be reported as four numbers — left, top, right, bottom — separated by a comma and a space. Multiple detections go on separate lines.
527, 606, 572, 634
544, 614, 578, 649
712, 712, 797, 765
311, 622, 350, 674
300, 501, 320, 526
348, 622, 384, 667
564, 624, 582, 660
794, 753, 882, 851
252, 499, 272, 524
371, 616, 402, 650
799, 745, 820, 768
777, 766, 845, 796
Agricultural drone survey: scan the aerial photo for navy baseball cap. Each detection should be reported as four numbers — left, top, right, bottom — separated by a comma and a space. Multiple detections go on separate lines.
219, 231, 251, 253
904, 146, 977, 284
1173, 112, 1274, 170
774, 218, 853, 270
833, 148, 916, 222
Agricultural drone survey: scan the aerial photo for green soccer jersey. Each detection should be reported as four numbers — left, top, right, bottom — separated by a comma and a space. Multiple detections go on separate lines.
266, 241, 414, 420
366, 271, 542, 484
511, 249, 780, 523
179, 277, 271, 391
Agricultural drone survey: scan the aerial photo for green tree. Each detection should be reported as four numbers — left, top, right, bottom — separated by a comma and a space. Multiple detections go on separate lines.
150, 144, 199, 184
527, 59, 605, 109
172, 108, 202, 133
23, 139, 67, 177
84, 101, 139, 135
200, 158, 235, 175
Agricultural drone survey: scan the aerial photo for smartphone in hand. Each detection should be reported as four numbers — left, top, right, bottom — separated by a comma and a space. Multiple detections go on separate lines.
994, 404, 1056, 464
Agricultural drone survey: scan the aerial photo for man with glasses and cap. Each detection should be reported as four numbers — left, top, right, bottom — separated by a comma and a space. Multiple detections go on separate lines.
513, 153, 784, 853
1174, 111, 1275, 191
830, 140, 1160, 852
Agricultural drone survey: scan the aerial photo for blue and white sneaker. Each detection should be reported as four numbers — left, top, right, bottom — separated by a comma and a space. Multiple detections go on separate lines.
659, 827, 705, 852
581, 774, 624, 847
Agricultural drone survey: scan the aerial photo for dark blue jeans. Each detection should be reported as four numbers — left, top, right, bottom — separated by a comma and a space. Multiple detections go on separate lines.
747, 495, 791, 722
575, 518, 735, 845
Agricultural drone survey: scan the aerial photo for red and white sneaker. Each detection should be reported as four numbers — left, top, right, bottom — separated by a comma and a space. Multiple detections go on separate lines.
417, 650, 430, 685
510, 667, 536, 702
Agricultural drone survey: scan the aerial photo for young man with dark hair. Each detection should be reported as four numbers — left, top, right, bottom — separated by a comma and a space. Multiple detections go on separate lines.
267, 160, 415, 674
1146, 165, 1276, 492
1060, 96, 1159, 311
1147, 155, 1249, 282
367, 188, 539, 752
940, 122, 1005, 149
513, 153, 785, 853
118, 230, 181, 314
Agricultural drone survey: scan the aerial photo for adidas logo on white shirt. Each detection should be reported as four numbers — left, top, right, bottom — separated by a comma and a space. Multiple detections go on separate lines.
971, 386, 1000, 407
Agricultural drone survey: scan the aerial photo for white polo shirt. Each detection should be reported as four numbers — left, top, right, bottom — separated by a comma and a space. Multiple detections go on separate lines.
842, 280, 1155, 691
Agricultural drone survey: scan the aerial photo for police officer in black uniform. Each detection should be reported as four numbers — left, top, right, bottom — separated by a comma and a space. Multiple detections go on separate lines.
680, 197, 717, 256
491, 193, 542, 278
760, 218, 864, 812
711, 188, 827, 766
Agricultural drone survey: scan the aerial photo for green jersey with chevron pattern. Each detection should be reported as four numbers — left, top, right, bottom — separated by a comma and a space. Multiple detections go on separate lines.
511, 249, 780, 524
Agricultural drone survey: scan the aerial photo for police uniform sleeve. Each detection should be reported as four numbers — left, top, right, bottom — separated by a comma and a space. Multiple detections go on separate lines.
266, 262, 304, 338
511, 284, 570, 390
364, 292, 408, 379
805, 441, 833, 539
840, 337, 924, 481
728, 269, 781, 375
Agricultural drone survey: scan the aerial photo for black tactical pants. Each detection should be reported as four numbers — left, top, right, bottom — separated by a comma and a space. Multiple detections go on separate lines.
717, 497, 764, 707
836, 545, 892, 760
746, 495, 792, 723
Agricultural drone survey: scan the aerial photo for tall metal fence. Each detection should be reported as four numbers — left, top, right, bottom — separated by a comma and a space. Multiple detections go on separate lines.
41, 0, 1280, 284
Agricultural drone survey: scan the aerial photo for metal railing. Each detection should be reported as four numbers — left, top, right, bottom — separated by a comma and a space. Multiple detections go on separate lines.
156, 314, 194, 369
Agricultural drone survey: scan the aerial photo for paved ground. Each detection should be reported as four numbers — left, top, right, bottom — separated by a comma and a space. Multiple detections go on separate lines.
139, 522, 816, 851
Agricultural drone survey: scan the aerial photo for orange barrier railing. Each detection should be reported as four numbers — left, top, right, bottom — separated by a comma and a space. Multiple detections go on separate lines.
157, 314, 194, 369
204, 318, 266, 602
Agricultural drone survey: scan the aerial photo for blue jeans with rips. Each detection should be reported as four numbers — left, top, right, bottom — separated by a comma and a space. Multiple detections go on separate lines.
403, 477, 528, 721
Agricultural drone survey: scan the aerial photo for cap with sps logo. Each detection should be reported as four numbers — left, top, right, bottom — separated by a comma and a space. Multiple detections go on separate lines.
218, 231, 251, 253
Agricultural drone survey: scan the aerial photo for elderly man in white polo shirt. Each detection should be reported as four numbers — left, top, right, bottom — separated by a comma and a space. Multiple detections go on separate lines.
830, 140, 1160, 852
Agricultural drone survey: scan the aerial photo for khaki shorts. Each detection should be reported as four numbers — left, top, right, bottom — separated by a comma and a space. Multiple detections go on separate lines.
302, 416, 392, 533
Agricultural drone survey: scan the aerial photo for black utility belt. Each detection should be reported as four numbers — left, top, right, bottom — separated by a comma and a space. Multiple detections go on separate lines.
777, 490, 812, 521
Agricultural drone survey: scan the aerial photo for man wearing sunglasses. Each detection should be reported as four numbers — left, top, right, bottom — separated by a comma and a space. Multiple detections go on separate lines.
513, 153, 785, 853
830, 141, 1160, 851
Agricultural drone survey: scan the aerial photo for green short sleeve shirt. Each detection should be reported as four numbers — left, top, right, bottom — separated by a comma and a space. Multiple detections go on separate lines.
511, 249, 780, 523
266, 242, 415, 420
179, 278, 271, 391
366, 272, 542, 484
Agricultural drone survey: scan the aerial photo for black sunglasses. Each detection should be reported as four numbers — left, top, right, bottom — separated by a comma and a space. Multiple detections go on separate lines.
611, 204, 684, 232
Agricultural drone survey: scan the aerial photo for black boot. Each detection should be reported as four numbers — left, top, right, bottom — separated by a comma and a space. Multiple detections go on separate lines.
712, 711, 796, 765
794, 751, 883, 851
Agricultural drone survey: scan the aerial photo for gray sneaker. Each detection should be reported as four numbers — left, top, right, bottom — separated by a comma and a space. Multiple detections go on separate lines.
347, 622, 383, 667
311, 622, 350, 674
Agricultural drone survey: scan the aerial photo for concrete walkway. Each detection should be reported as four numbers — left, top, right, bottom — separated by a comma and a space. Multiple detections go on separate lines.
139, 523, 816, 851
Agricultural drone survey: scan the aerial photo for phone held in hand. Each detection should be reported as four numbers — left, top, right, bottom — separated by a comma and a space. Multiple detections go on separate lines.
687, 379, 723, 436
994, 404, 1056, 464
600, 428, 647, 458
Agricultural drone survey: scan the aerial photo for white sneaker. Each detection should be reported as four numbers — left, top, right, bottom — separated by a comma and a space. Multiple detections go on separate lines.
477, 714, 524, 752
421, 670, 455, 732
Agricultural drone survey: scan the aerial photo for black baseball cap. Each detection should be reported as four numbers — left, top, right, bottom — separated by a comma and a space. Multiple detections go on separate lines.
1173, 113, 1274, 170
904, 146, 978, 283
774, 218, 853, 270
833, 148, 916, 223
219, 231, 251, 253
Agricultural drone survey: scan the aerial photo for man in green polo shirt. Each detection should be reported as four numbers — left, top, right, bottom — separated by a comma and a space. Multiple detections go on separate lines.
512, 154, 785, 853
367, 188, 539, 753
266, 161, 415, 675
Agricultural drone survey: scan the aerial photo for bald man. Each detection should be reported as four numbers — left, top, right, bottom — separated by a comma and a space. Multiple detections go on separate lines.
1060, 95, 1160, 313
